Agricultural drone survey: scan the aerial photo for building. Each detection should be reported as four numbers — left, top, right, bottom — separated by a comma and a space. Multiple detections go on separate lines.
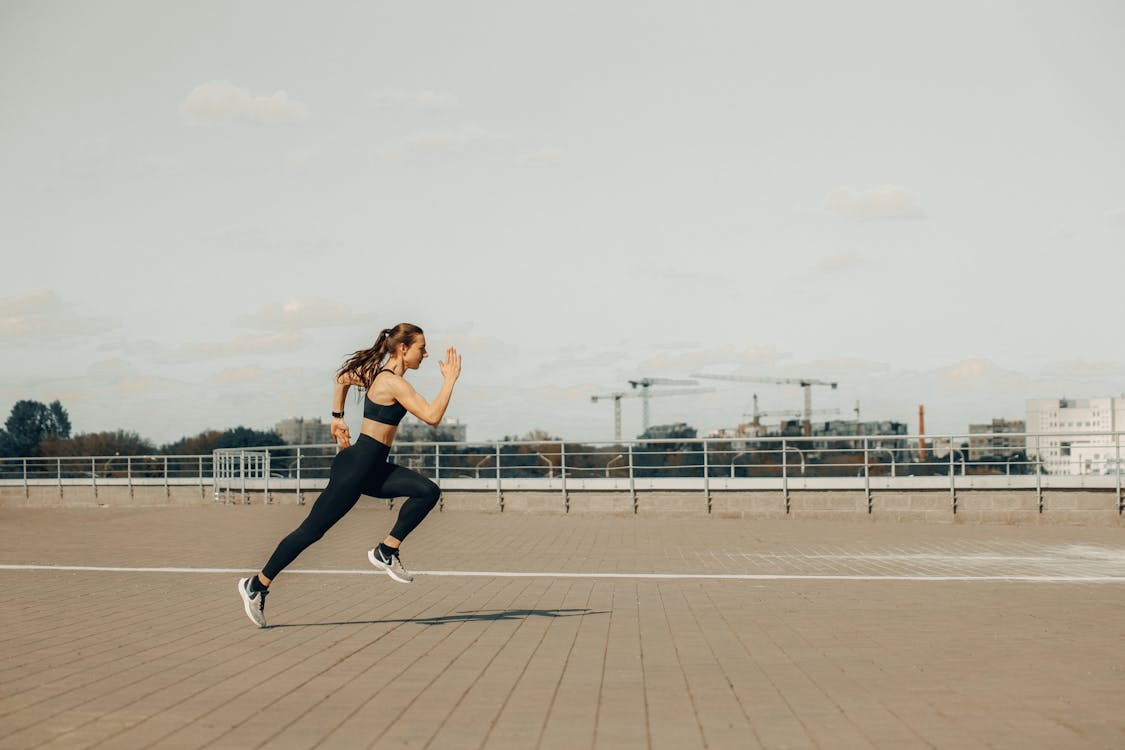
706, 422, 767, 440
810, 420, 910, 458
639, 423, 697, 440
395, 416, 467, 443
274, 417, 332, 446
771, 419, 908, 448
1025, 397, 1125, 475
967, 419, 1026, 460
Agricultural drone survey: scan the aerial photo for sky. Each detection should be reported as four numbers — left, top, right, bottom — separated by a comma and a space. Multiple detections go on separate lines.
2, 0, 1123, 445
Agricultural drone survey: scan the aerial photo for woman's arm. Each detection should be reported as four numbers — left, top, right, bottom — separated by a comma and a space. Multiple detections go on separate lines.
391, 347, 462, 426
331, 372, 364, 448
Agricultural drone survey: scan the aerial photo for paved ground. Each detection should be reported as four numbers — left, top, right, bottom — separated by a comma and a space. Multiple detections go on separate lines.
1, 505, 1123, 749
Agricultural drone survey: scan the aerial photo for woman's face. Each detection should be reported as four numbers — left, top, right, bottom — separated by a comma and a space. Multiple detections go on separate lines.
402, 336, 428, 370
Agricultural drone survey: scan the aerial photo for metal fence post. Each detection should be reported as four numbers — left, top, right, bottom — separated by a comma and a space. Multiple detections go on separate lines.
495, 442, 503, 512
560, 442, 569, 513
240, 451, 247, 504
127, 456, 133, 499
949, 441, 956, 513
57, 457, 62, 498
1035, 435, 1043, 513
702, 440, 711, 514
628, 443, 637, 514
163, 455, 170, 499
212, 451, 218, 502
91, 457, 97, 499
863, 437, 871, 514
435, 444, 441, 481
782, 439, 790, 514
296, 448, 303, 505
1116, 431, 1122, 514
263, 449, 271, 505
23, 458, 28, 498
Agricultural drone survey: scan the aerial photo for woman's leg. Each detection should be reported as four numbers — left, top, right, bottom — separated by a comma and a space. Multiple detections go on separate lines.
362, 463, 441, 546
259, 444, 376, 581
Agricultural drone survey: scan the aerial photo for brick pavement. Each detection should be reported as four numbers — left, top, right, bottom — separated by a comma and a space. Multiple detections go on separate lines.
1, 505, 1123, 749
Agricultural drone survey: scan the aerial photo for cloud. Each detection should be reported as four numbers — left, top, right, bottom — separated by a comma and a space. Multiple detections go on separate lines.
519, 147, 566, 167
88, 359, 135, 376
801, 357, 893, 375
194, 332, 303, 356
214, 366, 267, 383
237, 298, 368, 331
151, 332, 304, 364
807, 252, 868, 275
826, 185, 924, 220
639, 265, 730, 285
637, 344, 790, 375
113, 377, 156, 394
942, 359, 997, 381
1, 290, 58, 318
375, 124, 507, 160
1041, 359, 1125, 379
1105, 207, 1125, 226
532, 350, 630, 378
1050, 223, 1077, 240
142, 155, 186, 173
371, 89, 458, 109
0, 290, 113, 339
180, 80, 308, 124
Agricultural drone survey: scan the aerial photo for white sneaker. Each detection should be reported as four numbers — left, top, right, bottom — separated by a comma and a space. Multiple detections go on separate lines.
368, 547, 414, 583
237, 577, 269, 628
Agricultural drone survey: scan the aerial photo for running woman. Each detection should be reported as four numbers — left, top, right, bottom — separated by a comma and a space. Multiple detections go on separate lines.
238, 323, 461, 627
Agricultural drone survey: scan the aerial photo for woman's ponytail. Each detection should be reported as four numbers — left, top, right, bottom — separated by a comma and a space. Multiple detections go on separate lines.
337, 323, 424, 389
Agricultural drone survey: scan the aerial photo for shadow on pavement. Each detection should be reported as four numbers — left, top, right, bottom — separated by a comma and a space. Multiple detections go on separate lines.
268, 607, 608, 629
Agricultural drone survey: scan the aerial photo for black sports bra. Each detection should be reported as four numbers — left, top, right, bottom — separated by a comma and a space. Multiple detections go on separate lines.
364, 371, 407, 426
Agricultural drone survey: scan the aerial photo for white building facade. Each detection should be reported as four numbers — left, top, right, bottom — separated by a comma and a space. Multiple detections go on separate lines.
1025, 397, 1125, 475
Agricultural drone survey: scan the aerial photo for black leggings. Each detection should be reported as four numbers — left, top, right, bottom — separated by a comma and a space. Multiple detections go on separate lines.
261, 435, 440, 580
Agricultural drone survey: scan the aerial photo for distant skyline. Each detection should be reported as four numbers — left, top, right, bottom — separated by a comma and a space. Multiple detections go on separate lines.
2, 1, 1123, 443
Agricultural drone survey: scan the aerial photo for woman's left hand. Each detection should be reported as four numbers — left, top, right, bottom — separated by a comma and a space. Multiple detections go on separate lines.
331, 417, 351, 449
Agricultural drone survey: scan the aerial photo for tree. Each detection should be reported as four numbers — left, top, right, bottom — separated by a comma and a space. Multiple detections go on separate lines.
639, 423, 696, 440
214, 427, 285, 450
161, 430, 225, 455
1, 400, 72, 457
40, 430, 157, 457
160, 427, 284, 454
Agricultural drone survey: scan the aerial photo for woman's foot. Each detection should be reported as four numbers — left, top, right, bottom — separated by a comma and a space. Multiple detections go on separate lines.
237, 577, 269, 627
368, 547, 414, 583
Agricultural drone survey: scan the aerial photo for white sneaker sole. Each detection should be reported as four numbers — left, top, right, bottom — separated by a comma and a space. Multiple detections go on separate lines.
367, 549, 413, 583
237, 578, 267, 628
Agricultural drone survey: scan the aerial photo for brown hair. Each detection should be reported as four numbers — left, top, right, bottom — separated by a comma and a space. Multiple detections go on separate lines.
337, 323, 424, 388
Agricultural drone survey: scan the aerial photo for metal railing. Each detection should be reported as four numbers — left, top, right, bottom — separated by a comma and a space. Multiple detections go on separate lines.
2, 431, 1121, 513
205, 431, 1125, 510
0, 454, 213, 498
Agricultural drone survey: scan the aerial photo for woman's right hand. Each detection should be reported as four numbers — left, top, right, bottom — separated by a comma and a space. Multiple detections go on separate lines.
439, 346, 462, 383
330, 417, 351, 449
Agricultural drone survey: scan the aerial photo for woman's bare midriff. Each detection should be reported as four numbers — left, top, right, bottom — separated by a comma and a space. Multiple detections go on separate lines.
361, 420, 397, 446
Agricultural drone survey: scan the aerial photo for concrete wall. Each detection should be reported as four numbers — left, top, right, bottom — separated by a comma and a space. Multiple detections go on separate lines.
0, 483, 213, 508
3, 484, 1122, 525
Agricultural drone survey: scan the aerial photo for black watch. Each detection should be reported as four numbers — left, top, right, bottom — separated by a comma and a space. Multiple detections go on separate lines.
331, 411, 345, 419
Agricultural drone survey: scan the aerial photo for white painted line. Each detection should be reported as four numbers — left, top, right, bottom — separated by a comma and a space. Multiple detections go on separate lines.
0, 564, 1123, 583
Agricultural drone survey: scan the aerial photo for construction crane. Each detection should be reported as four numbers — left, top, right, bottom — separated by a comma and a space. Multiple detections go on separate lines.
745, 394, 840, 426
692, 373, 839, 436
591, 386, 713, 441
627, 378, 700, 434
589, 392, 628, 442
